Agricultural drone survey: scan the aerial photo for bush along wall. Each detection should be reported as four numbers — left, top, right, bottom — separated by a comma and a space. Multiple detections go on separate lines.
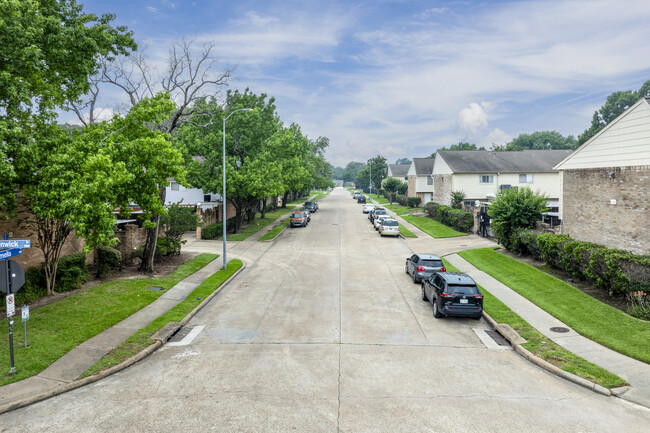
518, 230, 650, 297
406, 197, 422, 208
201, 217, 236, 240
425, 202, 474, 233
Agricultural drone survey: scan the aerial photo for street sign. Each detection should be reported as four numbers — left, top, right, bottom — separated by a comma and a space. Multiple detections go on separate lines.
0, 239, 31, 249
6, 294, 15, 317
21, 305, 29, 322
0, 261, 25, 294
0, 249, 22, 261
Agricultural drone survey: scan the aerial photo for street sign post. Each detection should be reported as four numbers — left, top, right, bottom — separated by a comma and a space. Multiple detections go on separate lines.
6, 294, 16, 373
1, 240, 29, 373
21, 305, 29, 348
0, 260, 25, 294
0, 249, 22, 261
0, 240, 31, 249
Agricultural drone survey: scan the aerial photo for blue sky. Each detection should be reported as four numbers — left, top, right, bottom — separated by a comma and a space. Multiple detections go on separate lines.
67, 0, 650, 167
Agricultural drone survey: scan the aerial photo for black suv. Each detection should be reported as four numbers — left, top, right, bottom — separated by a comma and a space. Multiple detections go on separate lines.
304, 201, 318, 212
357, 196, 366, 204
369, 208, 387, 223
422, 272, 483, 319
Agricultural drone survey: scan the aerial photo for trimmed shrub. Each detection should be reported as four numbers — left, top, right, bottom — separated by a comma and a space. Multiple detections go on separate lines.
406, 197, 422, 208
425, 202, 474, 233
96, 245, 122, 278
396, 195, 408, 206
55, 252, 89, 292
155, 237, 181, 259
201, 217, 236, 239
517, 230, 543, 258
0, 266, 48, 308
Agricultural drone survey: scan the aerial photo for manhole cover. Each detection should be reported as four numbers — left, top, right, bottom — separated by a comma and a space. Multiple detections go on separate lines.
148, 286, 163, 291
550, 327, 570, 333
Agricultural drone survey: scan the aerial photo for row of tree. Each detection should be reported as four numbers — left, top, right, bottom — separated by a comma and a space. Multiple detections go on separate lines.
0, 1, 332, 295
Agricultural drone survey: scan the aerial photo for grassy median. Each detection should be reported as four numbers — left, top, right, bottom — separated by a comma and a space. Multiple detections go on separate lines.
259, 219, 291, 241
458, 248, 650, 364
82, 259, 243, 377
402, 215, 467, 238
0, 254, 218, 386
442, 258, 626, 388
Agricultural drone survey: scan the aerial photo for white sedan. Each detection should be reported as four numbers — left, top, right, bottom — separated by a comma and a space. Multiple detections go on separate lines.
362, 203, 376, 214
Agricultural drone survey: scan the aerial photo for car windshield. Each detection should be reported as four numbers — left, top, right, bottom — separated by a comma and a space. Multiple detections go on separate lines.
292, 213, 305, 218
447, 284, 479, 295
421, 259, 443, 267
305, 202, 314, 205
383, 220, 398, 226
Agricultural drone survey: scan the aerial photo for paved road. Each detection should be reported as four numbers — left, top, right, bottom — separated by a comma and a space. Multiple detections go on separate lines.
1, 188, 649, 432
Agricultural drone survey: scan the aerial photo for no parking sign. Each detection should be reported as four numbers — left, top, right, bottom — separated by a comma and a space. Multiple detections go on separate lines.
6, 293, 14, 317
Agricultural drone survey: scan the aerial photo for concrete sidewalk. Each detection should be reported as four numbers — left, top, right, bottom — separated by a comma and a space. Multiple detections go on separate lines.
445, 253, 650, 409
0, 256, 228, 413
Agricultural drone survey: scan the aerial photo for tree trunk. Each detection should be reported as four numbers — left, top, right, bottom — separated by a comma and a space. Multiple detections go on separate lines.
261, 198, 267, 219
282, 191, 289, 208
37, 217, 72, 296
139, 185, 166, 273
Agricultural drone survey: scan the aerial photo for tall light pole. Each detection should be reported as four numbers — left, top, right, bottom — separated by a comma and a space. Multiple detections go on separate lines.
222, 108, 253, 270
369, 160, 372, 201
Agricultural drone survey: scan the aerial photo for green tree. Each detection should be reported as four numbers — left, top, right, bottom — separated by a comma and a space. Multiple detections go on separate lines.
395, 157, 411, 165
160, 203, 199, 244
430, 142, 485, 157
382, 177, 406, 204
494, 131, 576, 151
487, 187, 548, 251
578, 80, 650, 145
450, 190, 466, 209
342, 161, 365, 183
0, 0, 135, 212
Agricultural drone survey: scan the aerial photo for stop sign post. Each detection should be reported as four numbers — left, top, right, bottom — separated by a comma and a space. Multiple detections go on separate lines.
1, 240, 30, 374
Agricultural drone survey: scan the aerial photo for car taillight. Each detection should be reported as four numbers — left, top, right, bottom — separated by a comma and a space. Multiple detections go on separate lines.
474, 294, 484, 299
416, 266, 425, 272
440, 267, 446, 272
441, 293, 455, 298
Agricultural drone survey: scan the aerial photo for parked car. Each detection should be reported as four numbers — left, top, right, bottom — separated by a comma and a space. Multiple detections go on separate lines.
357, 195, 366, 204
353, 192, 361, 199
422, 272, 483, 319
379, 218, 400, 237
405, 253, 446, 283
304, 201, 318, 212
290, 211, 308, 227
304, 209, 311, 223
369, 208, 387, 223
362, 203, 375, 214
374, 214, 391, 230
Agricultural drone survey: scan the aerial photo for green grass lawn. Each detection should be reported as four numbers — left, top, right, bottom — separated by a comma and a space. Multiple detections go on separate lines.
457, 248, 650, 364
228, 207, 296, 241
398, 223, 417, 238
372, 195, 389, 204
442, 258, 625, 388
402, 215, 467, 238
0, 254, 218, 386
385, 204, 409, 215
258, 219, 290, 241
82, 259, 243, 377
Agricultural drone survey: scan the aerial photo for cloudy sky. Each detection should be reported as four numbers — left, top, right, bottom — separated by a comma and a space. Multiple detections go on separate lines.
68, 0, 650, 167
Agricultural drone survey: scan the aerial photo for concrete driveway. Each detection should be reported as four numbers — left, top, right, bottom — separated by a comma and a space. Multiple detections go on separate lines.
1, 188, 648, 432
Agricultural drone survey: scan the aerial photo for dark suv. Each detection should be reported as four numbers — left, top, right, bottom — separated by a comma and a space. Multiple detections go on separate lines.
357, 196, 366, 204
304, 201, 318, 212
422, 272, 483, 319
369, 208, 387, 223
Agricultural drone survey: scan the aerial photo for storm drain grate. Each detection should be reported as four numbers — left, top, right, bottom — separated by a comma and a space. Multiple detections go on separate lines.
485, 330, 510, 346
550, 327, 570, 333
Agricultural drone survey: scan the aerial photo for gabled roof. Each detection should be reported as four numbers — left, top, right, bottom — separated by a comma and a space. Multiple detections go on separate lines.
554, 97, 650, 170
388, 164, 410, 177
408, 158, 435, 176
437, 150, 573, 173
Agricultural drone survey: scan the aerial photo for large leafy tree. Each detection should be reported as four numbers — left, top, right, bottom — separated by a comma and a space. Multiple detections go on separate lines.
430, 142, 485, 158
382, 177, 406, 204
487, 187, 548, 252
0, 0, 135, 212
578, 80, 650, 145
342, 162, 364, 183
493, 131, 576, 151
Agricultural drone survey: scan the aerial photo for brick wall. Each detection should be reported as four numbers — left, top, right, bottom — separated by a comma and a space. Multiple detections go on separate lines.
433, 174, 452, 205
0, 210, 88, 269
407, 175, 416, 197
561, 166, 649, 255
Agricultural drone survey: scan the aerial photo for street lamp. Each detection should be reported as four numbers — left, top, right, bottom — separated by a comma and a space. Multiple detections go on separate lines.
369, 160, 372, 201
222, 108, 253, 270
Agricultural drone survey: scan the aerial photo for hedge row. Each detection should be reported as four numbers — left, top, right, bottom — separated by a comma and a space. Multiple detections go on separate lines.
0, 252, 89, 307
426, 202, 474, 233
517, 230, 650, 296
201, 218, 236, 239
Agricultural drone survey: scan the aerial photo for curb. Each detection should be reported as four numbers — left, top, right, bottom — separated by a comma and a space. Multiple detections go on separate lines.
0, 260, 246, 415
482, 312, 611, 397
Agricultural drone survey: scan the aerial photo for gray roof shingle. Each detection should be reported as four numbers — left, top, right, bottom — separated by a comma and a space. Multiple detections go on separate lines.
437, 150, 573, 173
388, 164, 410, 177
412, 158, 435, 176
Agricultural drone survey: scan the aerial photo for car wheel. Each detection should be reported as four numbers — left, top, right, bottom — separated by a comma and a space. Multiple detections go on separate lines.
433, 300, 442, 318
412, 272, 418, 284
421, 285, 428, 301
405, 264, 409, 275
380, 233, 384, 237
474, 315, 482, 320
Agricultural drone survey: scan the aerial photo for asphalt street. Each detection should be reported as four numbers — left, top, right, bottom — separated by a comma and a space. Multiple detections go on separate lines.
1, 188, 649, 432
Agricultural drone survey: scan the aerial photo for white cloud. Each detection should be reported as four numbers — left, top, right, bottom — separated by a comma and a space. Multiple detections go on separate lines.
146, 6, 157, 13
457, 102, 492, 135
486, 128, 512, 148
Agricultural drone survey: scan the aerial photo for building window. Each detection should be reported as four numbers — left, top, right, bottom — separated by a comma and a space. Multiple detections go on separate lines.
427, 176, 433, 185
170, 181, 180, 191
479, 175, 494, 184
519, 174, 533, 183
